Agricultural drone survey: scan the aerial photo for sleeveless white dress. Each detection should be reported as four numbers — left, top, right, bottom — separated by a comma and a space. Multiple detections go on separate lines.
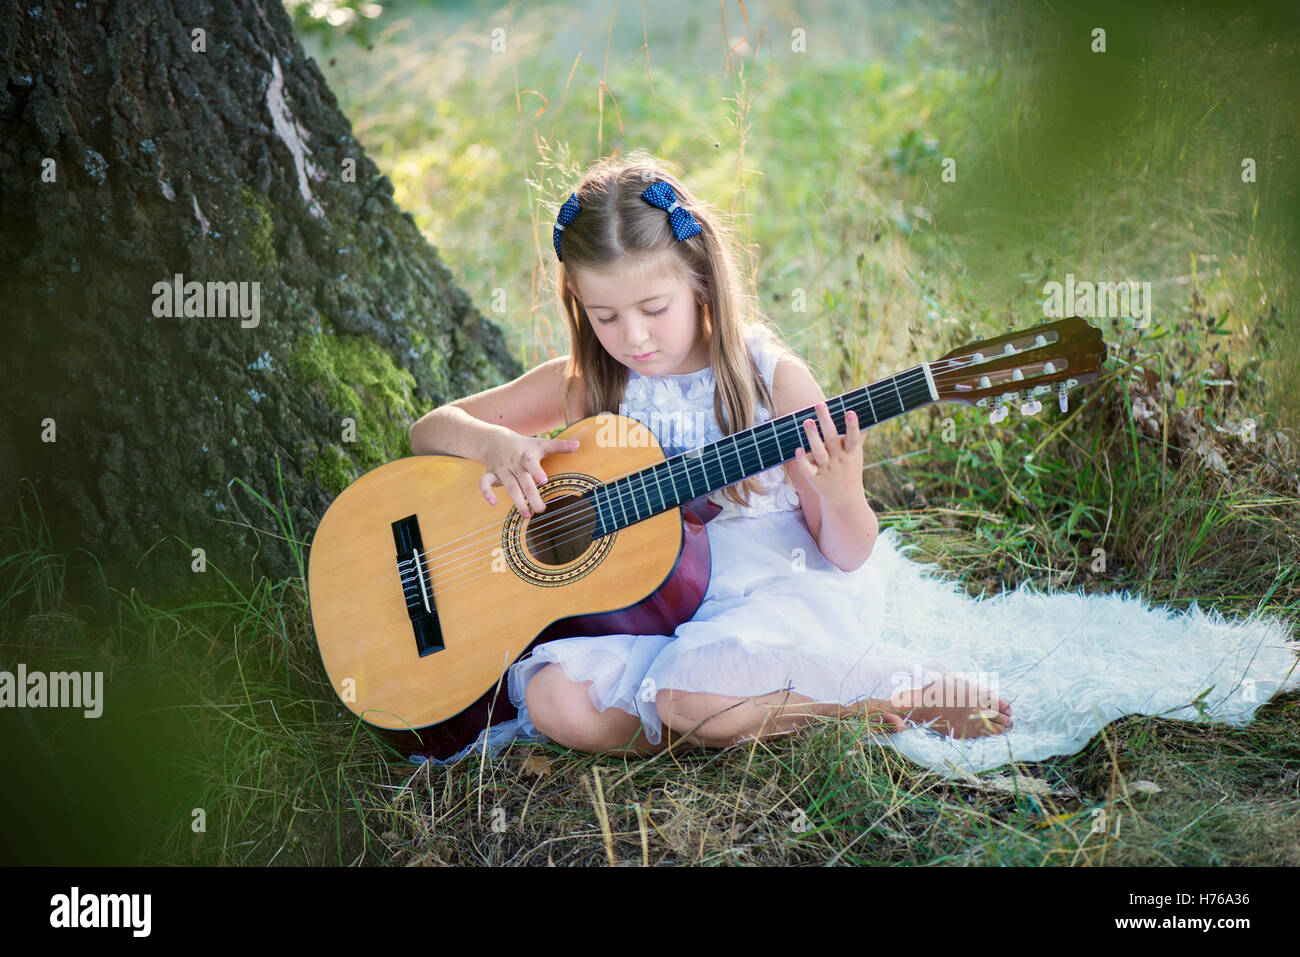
420, 325, 1300, 777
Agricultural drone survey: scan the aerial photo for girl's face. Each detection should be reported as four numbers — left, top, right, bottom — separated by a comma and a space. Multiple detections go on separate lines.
568, 257, 710, 376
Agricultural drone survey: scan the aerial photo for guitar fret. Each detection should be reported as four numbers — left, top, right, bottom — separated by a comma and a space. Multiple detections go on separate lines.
631, 475, 646, 523
664, 459, 682, 504
727, 434, 743, 483
706, 445, 725, 491
625, 479, 638, 525
683, 451, 700, 499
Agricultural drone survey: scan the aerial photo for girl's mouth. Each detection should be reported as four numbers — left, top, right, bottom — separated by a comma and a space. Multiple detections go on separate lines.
633, 351, 656, 361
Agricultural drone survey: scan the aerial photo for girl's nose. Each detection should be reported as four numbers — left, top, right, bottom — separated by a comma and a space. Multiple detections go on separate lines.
624, 322, 649, 349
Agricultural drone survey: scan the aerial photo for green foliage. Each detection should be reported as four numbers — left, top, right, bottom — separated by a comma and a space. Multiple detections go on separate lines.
283, 0, 387, 48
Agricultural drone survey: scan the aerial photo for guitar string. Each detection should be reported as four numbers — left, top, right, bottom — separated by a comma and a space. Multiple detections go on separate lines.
398, 352, 1063, 598
400, 366, 937, 594
401, 354, 1067, 601
402, 367, 980, 599
396, 351, 1064, 596
405, 345, 1066, 582
402, 361, 956, 582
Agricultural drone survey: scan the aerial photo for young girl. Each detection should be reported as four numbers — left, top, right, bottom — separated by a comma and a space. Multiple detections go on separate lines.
410, 154, 1299, 774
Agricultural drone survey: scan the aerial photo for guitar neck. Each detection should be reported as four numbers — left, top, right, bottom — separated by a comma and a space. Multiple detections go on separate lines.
589, 362, 938, 536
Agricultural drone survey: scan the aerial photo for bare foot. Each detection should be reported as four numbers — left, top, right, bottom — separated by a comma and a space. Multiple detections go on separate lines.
889, 673, 1014, 739
853, 698, 907, 733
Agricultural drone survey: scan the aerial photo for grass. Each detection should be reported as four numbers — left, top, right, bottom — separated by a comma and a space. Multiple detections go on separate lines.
2, 0, 1298, 865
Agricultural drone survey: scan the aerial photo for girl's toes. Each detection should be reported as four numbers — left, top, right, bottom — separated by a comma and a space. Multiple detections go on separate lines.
980, 710, 1009, 734
870, 712, 903, 732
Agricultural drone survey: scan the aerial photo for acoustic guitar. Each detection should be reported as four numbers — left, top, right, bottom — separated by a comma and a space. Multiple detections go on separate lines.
307, 317, 1105, 756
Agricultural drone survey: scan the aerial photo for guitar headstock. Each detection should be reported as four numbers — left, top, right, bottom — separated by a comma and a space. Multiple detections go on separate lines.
929, 318, 1106, 422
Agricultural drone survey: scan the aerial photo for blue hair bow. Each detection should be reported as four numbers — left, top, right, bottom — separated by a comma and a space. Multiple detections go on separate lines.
552, 192, 581, 262
640, 180, 702, 242
551, 180, 701, 263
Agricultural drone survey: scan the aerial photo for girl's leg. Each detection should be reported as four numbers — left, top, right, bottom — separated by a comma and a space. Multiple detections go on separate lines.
524, 663, 697, 757
655, 687, 900, 747
657, 674, 1013, 746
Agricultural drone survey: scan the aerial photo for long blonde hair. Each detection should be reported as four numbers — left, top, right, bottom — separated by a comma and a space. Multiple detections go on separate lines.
554, 151, 801, 508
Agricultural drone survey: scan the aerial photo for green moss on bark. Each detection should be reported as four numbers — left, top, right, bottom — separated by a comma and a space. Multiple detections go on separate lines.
239, 186, 278, 271
291, 330, 420, 494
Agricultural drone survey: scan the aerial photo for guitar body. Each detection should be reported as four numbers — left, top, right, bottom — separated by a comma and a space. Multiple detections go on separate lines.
307, 414, 718, 758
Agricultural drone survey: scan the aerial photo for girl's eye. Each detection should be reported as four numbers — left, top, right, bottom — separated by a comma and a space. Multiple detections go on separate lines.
596, 306, 666, 324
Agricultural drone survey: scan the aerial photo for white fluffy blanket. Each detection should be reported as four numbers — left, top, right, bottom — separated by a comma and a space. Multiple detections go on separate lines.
866, 526, 1300, 778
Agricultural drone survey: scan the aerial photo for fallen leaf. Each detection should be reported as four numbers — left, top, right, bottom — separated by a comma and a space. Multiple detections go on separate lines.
521, 751, 553, 776
944, 761, 1078, 799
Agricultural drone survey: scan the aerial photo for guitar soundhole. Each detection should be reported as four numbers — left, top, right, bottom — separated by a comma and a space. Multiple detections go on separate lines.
522, 493, 598, 567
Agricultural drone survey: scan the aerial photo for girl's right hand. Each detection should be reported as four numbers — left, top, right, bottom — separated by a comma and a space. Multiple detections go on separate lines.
479, 432, 581, 517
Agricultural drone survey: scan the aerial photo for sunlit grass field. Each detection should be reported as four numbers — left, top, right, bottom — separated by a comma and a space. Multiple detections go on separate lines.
3, 0, 1297, 865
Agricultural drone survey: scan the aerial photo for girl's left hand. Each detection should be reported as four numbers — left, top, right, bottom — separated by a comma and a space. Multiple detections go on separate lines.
793, 401, 865, 506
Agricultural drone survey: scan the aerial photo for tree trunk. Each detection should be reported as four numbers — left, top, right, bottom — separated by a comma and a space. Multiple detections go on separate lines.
0, 0, 520, 602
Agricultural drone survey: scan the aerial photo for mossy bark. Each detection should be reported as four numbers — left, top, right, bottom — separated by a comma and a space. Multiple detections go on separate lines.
0, 0, 520, 602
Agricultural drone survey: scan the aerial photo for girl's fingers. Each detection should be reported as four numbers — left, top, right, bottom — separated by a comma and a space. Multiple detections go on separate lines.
793, 446, 814, 475
845, 409, 861, 447
803, 416, 828, 464
499, 471, 529, 516
513, 468, 546, 515
816, 401, 850, 457
482, 460, 551, 515
815, 401, 838, 438
520, 449, 549, 489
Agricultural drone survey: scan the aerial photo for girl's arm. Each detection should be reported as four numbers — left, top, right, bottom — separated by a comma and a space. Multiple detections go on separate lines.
771, 357, 880, 572
410, 355, 575, 458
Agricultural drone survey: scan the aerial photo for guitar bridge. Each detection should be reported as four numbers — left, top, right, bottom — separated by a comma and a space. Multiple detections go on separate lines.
393, 515, 444, 656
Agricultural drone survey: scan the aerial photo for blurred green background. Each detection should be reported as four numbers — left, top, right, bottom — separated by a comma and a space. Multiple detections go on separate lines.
294, 0, 1298, 427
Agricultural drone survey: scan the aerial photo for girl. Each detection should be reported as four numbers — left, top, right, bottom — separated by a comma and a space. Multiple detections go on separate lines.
411, 153, 1011, 758
410, 154, 1299, 774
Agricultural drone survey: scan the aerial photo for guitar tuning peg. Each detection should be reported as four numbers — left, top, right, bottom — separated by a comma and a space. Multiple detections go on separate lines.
1057, 381, 1069, 414
988, 394, 1009, 424
1020, 396, 1042, 416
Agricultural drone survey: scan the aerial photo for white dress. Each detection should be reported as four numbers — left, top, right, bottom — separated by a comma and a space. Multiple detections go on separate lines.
419, 326, 1300, 778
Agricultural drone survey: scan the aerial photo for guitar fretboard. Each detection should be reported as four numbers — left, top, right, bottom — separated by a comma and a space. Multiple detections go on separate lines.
588, 362, 936, 536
